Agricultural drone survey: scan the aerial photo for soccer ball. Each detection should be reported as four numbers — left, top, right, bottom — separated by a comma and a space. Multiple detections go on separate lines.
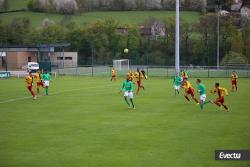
124, 48, 129, 54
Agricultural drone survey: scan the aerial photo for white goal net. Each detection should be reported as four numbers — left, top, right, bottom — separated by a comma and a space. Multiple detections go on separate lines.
113, 59, 129, 71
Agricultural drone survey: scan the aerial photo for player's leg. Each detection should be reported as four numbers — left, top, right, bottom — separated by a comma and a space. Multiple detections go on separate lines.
123, 92, 130, 107
235, 81, 238, 91
221, 104, 229, 112
174, 86, 177, 96
177, 87, 180, 95
191, 91, 199, 103
174, 86, 180, 96
220, 97, 229, 112
214, 98, 222, 107
140, 81, 145, 90
28, 86, 36, 99
136, 81, 140, 94
232, 81, 234, 92
37, 82, 42, 94
199, 94, 210, 110
124, 96, 130, 106
129, 92, 135, 109
184, 92, 190, 101
44, 81, 49, 95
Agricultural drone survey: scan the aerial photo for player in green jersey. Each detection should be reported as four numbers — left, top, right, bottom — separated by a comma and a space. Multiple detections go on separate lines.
196, 79, 210, 110
120, 77, 135, 109
42, 69, 51, 96
173, 74, 182, 96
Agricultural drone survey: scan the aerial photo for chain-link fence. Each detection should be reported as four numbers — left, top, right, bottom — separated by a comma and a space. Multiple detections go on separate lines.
54, 65, 250, 78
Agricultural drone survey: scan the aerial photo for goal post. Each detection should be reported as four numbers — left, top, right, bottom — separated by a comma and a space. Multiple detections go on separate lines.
113, 59, 130, 71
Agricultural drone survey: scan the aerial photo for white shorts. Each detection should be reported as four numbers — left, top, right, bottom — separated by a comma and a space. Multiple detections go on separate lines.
174, 85, 180, 90
124, 91, 133, 99
200, 94, 206, 101
44, 81, 50, 86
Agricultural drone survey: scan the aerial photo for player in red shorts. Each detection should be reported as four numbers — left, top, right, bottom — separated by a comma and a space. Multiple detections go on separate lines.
182, 78, 199, 104
231, 71, 238, 92
25, 72, 36, 100
210, 82, 229, 112
135, 68, 147, 94
34, 70, 44, 94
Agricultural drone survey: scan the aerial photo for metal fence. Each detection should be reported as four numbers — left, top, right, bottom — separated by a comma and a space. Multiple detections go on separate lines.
54, 65, 250, 78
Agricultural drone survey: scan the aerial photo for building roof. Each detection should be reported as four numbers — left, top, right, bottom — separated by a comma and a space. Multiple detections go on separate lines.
0, 43, 70, 52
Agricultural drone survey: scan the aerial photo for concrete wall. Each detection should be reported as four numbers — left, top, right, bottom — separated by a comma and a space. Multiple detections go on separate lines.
54, 52, 78, 68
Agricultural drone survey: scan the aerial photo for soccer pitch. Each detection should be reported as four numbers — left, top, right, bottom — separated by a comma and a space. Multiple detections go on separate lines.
0, 77, 249, 167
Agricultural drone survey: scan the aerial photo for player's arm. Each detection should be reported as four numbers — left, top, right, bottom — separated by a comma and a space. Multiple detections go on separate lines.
210, 88, 217, 94
120, 82, 125, 92
223, 88, 229, 96
25, 77, 28, 84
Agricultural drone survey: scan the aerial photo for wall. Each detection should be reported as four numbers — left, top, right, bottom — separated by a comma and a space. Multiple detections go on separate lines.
54, 52, 78, 68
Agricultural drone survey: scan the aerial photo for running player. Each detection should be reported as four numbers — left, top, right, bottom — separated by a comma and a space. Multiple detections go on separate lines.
135, 68, 147, 94
210, 83, 229, 112
42, 69, 51, 96
111, 67, 117, 81
173, 74, 182, 96
34, 70, 44, 94
196, 79, 210, 110
182, 78, 199, 104
120, 77, 135, 109
231, 71, 238, 92
25, 72, 36, 100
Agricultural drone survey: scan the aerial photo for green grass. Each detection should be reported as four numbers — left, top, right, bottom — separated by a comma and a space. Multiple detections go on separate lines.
7, 0, 29, 11
0, 11, 200, 27
0, 77, 249, 167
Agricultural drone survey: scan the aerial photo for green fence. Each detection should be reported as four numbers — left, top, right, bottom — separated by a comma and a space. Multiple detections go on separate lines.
54, 65, 250, 78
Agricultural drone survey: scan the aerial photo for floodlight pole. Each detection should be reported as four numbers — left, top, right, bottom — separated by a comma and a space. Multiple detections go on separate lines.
5, 46, 8, 72
175, 0, 180, 75
216, 5, 220, 69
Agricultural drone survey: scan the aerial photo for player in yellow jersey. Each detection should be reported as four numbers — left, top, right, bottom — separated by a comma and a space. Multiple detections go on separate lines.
182, 78, 199, 103
127, 70, 134, 82
135, 68, 147, 94
111, 67, 117, 81
34, 70, 44, 94
210, 83, 229, 112
25, 72, 36, 100
231, 71, 238, 92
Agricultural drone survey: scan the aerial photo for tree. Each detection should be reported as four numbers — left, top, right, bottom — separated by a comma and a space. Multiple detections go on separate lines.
231, 30, 243, 54
0, 0, 9, 12
221, 51, 248, 65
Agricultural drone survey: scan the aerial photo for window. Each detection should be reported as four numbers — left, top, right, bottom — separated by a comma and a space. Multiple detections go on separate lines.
65, 57, 72, 60
28, 57, 31, 62
57, 57, 72, 60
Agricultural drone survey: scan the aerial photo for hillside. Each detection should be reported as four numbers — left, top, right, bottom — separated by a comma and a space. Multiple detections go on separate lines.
0, 11, 200, 27
8, 0, 29, 10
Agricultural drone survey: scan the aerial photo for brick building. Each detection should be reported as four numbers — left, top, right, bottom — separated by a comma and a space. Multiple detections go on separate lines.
0, 44, 77, 71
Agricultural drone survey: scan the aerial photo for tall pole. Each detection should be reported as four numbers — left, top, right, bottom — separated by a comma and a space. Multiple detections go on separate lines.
216, 5, 220, 68
91, 44, 94, 77
175, 0, 180, 75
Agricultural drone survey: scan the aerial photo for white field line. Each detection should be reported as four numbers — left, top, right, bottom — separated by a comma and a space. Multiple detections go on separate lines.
0, 84, 115, 104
